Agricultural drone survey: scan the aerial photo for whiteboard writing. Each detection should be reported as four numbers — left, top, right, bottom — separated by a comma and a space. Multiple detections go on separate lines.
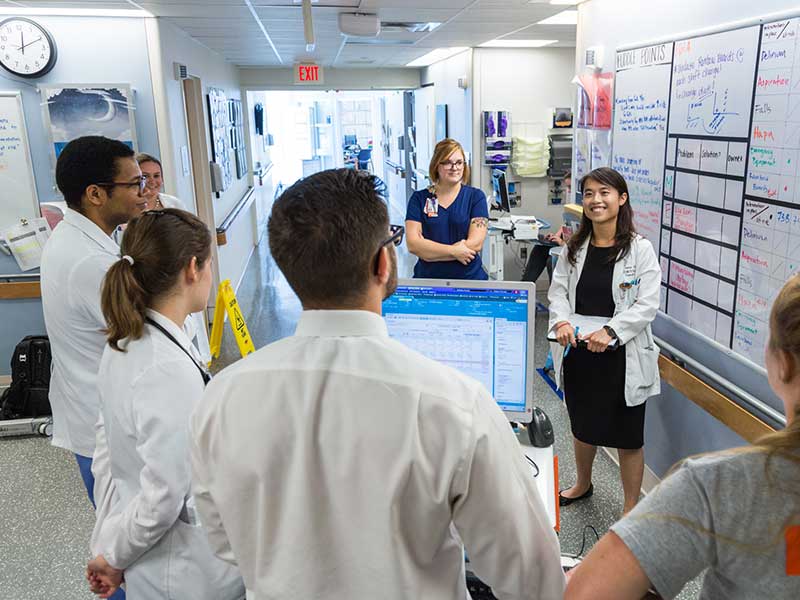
670, 27, 760, 137
0, 93, 39, 239
612, 44, 673, 252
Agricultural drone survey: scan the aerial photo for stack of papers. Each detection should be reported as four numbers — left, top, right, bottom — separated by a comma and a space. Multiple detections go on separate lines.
546, 314, 620, 348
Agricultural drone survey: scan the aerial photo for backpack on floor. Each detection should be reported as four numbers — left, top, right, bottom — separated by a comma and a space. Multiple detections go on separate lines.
0, 335, 52, 420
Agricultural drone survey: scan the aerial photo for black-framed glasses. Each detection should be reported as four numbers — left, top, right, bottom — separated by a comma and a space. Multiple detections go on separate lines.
373, 224, 404, 275
379, 224, 405, 248
96, 176, 147, 193
440, 159, 465, 169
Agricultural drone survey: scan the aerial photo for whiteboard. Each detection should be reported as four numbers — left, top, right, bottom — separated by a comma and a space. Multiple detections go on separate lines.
0, 92, 39, 233
612, 42, 674, 249
612, 13, 800, 370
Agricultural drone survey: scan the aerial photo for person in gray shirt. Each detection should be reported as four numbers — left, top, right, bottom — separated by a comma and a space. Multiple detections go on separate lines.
564, 274, 800, 600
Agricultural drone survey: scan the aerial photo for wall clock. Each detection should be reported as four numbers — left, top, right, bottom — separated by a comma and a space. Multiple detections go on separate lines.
0, 17, 57, 78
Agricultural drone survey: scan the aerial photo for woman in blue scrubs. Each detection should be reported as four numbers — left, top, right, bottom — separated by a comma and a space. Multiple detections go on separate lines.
405, 138, 489, 280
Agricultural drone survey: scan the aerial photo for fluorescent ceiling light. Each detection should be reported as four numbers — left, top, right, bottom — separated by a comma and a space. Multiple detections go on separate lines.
480, 39, 558, 48
549, 0, 579, 5
537, 10, 578, 25
406, 47, 468, 67
0, 8, 152, 17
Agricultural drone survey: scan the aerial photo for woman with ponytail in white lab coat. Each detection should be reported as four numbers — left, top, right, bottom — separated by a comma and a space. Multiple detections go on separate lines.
86, 208, 245, 600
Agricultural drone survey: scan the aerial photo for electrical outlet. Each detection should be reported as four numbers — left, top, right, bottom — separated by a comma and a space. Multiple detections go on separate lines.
520, 246, 528, 261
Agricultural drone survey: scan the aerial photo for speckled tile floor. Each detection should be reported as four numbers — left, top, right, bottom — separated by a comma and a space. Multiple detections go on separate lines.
0, 212, 702, 599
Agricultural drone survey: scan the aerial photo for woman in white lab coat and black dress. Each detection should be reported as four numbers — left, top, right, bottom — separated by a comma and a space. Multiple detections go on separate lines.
548, 167, 661, 515
87, 208, 245, 600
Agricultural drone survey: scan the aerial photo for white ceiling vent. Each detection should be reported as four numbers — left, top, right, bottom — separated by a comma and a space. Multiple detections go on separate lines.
380, 22, 441, 33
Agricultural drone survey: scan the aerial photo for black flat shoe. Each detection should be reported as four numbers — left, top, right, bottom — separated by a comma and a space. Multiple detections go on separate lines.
559, 483, 594, 506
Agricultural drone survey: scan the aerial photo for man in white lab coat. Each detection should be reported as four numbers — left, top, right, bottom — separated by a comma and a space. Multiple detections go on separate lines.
40, 136, 147, 504
190, 168, 564, 600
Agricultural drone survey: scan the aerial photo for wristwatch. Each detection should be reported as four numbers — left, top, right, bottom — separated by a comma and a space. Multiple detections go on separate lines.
603, 325, 618, 340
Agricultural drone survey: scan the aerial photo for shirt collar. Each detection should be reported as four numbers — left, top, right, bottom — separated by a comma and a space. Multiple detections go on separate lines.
295, 310, 388, 338
63, 208, 119, 255
145, 309, 195, 353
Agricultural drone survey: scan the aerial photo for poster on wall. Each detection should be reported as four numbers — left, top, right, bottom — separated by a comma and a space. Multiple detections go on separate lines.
207, 87, 232, 194
41, 85, 137, 159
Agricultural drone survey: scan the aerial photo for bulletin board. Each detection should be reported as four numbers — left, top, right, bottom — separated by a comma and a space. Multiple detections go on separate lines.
207, 87, 232, 195
612, 12, 800, 369
0, 92, 39, 233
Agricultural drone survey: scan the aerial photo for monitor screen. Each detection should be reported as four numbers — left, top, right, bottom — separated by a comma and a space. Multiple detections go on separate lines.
491, 168, 511, 212
382, 279, 535, 422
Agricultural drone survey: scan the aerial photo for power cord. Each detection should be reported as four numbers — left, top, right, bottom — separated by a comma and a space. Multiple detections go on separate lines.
577, 524, 600, 557
524, 454, 540, 477
563, 524, 601, 559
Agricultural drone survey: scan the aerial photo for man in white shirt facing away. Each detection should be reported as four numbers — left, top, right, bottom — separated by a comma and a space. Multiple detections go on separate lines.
40, 136, 147, 505
190, 169, 564, 600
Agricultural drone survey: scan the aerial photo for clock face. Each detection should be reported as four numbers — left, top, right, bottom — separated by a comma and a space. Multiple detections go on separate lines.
0, 17, 57, 78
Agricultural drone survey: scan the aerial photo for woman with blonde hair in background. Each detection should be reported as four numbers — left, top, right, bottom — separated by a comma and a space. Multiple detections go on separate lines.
566, 274, 800, 600
86, 208, 244, 600
405, 138, 490, 280
136, 153, 187, 211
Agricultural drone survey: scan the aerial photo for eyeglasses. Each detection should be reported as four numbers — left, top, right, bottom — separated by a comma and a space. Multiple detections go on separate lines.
440, 160, 465, 169
373, 224, 404, 275
96, 176, 147, 193
379, 224, 405, 248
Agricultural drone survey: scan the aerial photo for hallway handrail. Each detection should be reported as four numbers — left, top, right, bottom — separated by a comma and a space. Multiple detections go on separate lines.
656, 336, 784, 442
384, 159, 405, 176
216, 187, 256, 246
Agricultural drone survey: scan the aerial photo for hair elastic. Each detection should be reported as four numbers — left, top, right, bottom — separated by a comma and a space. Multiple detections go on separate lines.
121, 255, 134, 265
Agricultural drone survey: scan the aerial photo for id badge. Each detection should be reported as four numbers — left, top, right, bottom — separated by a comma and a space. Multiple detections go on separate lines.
424, 196, 439, 217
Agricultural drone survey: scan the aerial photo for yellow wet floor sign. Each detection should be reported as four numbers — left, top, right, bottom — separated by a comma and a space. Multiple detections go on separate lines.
209, 279, 256, 359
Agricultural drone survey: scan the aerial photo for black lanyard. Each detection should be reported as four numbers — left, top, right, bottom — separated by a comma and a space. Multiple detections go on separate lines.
145, 317, 212, 386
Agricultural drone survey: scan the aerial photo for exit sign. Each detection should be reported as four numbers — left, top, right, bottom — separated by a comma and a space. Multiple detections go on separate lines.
295, 63, 323, 84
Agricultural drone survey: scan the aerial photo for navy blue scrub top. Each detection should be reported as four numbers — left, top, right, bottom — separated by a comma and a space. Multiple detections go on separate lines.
406, 185, 489, 280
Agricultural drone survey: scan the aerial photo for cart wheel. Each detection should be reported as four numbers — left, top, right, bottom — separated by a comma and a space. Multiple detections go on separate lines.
38, 419, 53, 437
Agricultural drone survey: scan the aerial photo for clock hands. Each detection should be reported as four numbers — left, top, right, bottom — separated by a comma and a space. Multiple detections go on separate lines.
20, 31, 23, 55
12, 36, 43, 54
20, 37, 42, 53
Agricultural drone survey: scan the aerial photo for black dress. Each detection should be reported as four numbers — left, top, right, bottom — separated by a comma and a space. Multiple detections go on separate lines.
563, 244, 646, 449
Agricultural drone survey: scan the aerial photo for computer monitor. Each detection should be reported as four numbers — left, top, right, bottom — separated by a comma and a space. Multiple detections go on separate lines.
344, 134, 357, 146
491, 168, 511, 212
382, 279, 535, 423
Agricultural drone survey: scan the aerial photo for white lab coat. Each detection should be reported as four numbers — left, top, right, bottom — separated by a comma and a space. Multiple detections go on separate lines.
547, 235, 662, 407
156, 193, 186, 210
41, 208, 119, 457
191, 310, 564, 600
91, 310, 245, 600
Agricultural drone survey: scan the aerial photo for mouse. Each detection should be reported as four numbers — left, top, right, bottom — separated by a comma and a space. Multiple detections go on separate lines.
527, 407, 554, 447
